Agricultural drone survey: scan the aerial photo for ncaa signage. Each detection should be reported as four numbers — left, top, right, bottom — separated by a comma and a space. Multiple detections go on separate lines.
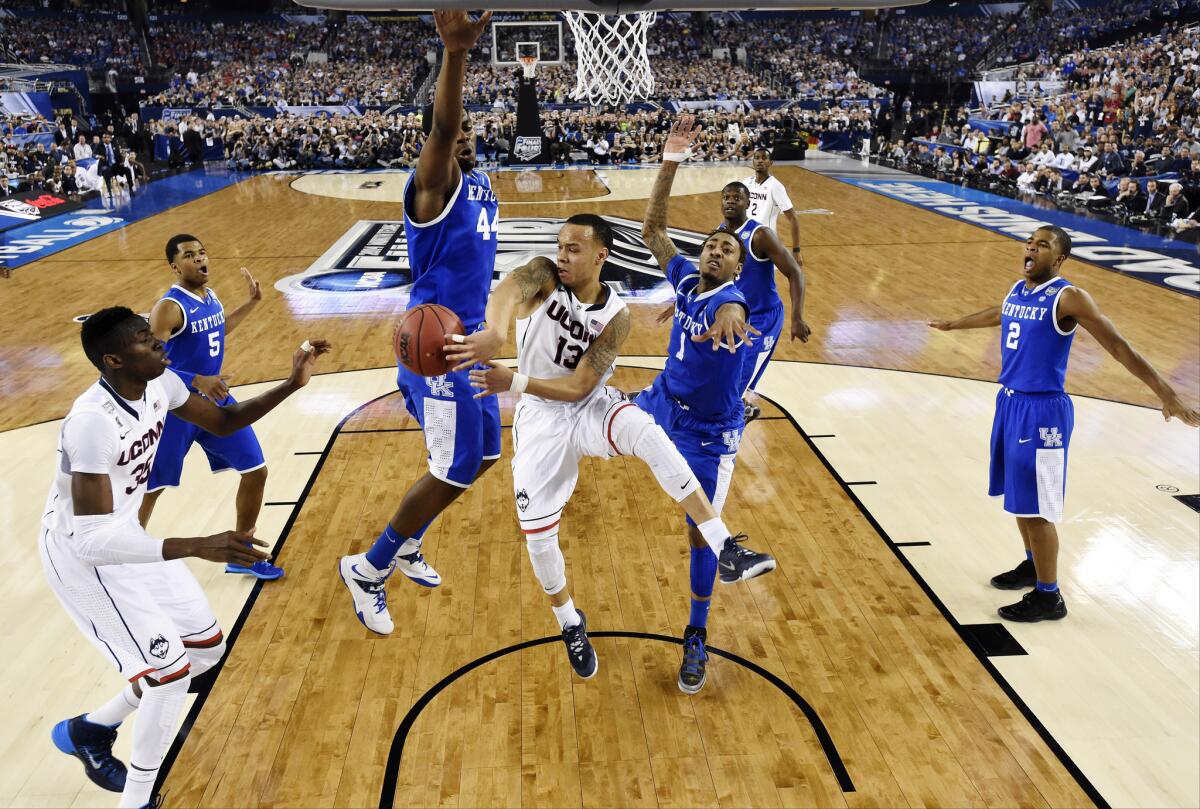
0, 190, 86, 233
514, 136, 543, 162
275, 216, 718, 307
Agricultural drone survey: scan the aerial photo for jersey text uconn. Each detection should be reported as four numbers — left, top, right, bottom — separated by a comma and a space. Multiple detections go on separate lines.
546, 300, 596, 345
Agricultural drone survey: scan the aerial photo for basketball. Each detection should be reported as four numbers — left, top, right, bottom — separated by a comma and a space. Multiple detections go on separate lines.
393, 303, 464, 377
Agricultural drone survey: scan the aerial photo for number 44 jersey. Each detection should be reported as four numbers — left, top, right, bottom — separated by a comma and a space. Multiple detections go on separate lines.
515, 282, 627, 407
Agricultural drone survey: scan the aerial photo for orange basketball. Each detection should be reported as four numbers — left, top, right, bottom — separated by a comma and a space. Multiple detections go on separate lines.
393, 303, 465, 377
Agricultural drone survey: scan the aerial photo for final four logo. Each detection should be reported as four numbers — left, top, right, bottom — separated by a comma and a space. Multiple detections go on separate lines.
275, 217, 717, 306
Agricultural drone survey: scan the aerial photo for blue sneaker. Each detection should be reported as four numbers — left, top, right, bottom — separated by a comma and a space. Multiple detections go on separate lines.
52, 714, 127, 792
225, 560, 284, 580
677, 625, 708, 694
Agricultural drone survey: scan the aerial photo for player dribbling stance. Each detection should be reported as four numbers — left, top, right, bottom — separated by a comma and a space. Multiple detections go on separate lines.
451, 213, 775, 693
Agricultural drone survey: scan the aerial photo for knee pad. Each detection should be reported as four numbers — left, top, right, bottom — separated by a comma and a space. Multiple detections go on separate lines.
525, 530, 567, 596
629, 422, 700, 502
185, 637, 227, 677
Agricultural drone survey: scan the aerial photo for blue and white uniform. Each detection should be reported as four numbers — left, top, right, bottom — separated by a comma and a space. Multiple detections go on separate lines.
637, 254, 750, 524
399, 168, 501, 487
147, 285, 264, 492
989, 276, 1076, 522
722, 218, 784, 395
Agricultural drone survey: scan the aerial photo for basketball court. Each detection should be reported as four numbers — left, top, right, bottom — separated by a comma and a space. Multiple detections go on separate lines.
0, 4, 1197, 808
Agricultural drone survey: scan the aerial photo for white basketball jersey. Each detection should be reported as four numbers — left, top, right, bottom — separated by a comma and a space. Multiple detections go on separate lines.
515, 283, 627, 407
741, 174, 794, 232
42, 371, 191, 540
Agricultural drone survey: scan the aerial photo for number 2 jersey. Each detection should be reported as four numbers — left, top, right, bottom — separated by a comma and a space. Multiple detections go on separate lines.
515, 282, 627, 407
403, 168, 499, 333
41, 370, 192, 544
998, 276, 1075, 393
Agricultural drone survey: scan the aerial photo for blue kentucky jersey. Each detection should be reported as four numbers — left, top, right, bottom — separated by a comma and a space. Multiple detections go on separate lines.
403, 168, 499, 332
998, 276, 1075, 393
660, 254, 750, 422
720, 218, 780, 317
162, 285, 225, 378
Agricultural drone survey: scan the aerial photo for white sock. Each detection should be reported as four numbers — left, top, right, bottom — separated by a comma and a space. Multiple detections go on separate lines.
86, 684, 140, 727
696, 517, 730, 556
120, 676, 189, 808
551, 598, 579, 629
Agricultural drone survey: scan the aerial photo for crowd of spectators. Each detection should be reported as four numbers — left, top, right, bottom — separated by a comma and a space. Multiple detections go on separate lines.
1, 111, 147, 199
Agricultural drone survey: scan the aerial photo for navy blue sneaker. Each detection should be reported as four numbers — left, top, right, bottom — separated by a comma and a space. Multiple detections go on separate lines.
717, 534, 776, 584
225, 560, 284, 580
52, 714, 127, 792
678, 625, 708, 694
561, 609, 598, 679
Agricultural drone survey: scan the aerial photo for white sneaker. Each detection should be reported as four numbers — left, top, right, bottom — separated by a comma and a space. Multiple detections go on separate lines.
394, 545, 441, 587
338, 554, 395, 634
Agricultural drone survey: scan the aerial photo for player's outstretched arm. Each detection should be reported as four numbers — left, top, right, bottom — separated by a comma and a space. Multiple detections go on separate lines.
783, 207, 802, 256
642, 115, 701, 270
444, 256, 557, 371
928, 305, 1002, 331
1058, 286, 1200, 425
410, 10, 492, 223
223, 266, 262, 336
70, 471, 270, 567
172, 340, 330, 435
694, 302, 759, 352
470, 308, 631, 402
754, 226, 811, 342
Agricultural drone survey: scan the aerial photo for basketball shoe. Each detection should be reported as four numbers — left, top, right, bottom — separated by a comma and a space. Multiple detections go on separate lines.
339, 554, 396, 634
394, 544, 441, 588
52, 714, 127, 792
561, 609, 598, 679
989, 558, 1037, 590
718, 534, 776, 583
743, 401, 762, 423
226, 560, 285, 580
678, 625, 708, 694
998, 589, 1068, 623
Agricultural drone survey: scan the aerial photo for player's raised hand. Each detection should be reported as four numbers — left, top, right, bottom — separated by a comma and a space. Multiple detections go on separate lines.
1160, 392, 1200, 427
664, 114, 702, 157
194, 373, 232, 402
654, 304, 675, 325
469, 361, 514, 399
288, 339, 331, 388
186, 530, 270, 566
694, 303, 759, 352
433, 10, 493, 53
791, 313, 812, 342
444, 327, 504, 372
241, 267, 261, 302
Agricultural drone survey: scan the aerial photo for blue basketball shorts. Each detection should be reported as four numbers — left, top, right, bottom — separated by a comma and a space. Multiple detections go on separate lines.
988, 387, 1074, 523
636, 379, 743, 527
147, 396, 265, 491
739, 304, 784, 395
397, 364, 502, 488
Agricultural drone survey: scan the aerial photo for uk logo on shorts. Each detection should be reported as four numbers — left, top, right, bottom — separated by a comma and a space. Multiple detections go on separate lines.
428, 375, 454, 398
722, 429, 741, 453
1039, 427, 1063, 447
148, 634, 169, 659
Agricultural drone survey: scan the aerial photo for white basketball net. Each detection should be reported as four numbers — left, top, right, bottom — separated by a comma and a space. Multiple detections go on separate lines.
562, 11, 657, 105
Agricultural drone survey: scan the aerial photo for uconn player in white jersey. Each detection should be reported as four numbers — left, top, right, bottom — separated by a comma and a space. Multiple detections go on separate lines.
931, 225, 1198, 622
448, 214, 773, 689
42, 307, 327, 807
742, 148, 802, 251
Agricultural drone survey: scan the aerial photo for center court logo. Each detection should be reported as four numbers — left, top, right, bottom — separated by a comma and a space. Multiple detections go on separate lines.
275, 216, 717, 305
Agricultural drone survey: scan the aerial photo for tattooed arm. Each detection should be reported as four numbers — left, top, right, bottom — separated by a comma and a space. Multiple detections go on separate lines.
469, 308, 631, 402
445, 255, 557, 371
641, 115, 701, 269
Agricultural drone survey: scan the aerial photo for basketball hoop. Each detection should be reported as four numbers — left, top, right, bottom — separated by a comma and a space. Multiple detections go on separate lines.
518, 54, 538, 80
562, 10, 657, 106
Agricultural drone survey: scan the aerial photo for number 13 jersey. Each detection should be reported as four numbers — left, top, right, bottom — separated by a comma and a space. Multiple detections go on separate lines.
515, 282, 627, 407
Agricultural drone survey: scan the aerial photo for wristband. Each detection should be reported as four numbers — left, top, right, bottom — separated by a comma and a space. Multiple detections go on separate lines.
510, 373, 529, 394
663, 149, 691, 163
791, 247, 802, 253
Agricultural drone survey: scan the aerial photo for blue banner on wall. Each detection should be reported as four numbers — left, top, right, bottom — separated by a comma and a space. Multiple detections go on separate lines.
837, 177, 1199, 296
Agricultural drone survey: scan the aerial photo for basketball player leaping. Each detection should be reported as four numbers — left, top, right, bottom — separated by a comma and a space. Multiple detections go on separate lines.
448, 214, 775, 689
44, 307, 327, 807
715, 179, 811, 422
930, 225, 1199, 622
138, 234, 282, 581
339, 10, 499, 634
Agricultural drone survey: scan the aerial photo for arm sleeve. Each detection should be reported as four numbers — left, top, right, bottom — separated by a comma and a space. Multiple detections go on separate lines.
62, 411, 119, 474
73, 513, 165, 565
162, 367, 194, 407
665, 254, 695, 290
